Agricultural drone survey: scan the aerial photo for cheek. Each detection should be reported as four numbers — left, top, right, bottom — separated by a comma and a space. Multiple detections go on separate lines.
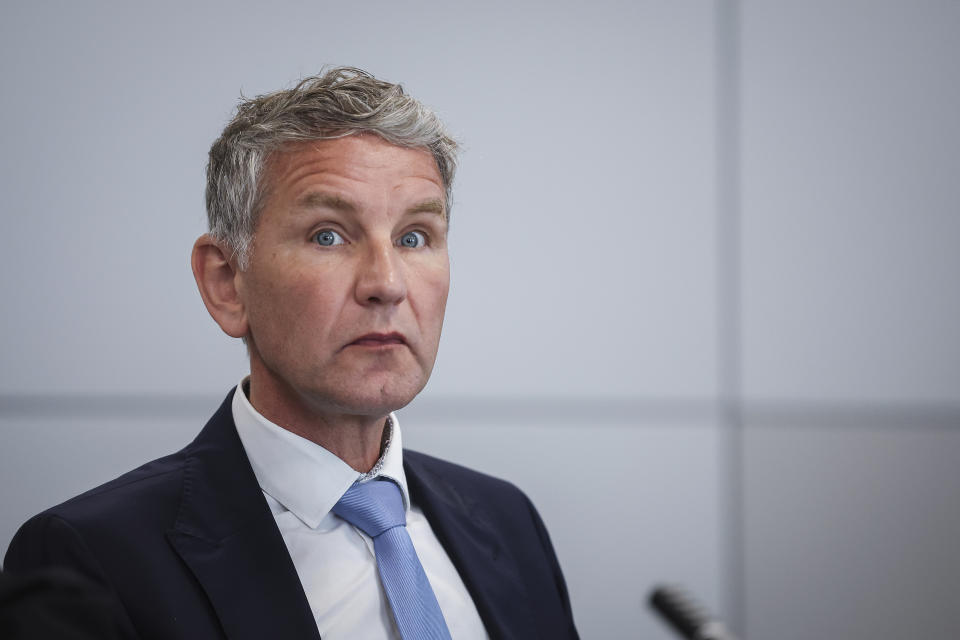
247, 269, 341, 343
435, 280, 450, 319
413, 267, 450, 332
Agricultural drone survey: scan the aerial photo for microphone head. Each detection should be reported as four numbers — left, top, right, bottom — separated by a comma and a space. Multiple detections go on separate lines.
648, 584, 739, 640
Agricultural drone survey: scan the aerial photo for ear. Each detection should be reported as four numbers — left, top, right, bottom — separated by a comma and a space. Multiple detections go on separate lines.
191, 234, 249, 339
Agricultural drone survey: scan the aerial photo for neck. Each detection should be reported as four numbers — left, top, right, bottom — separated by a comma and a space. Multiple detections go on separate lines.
245, 372, 388, 473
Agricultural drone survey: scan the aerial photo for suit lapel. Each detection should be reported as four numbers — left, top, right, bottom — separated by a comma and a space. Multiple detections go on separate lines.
166, 390, 321, 640
404, 454, 539, 640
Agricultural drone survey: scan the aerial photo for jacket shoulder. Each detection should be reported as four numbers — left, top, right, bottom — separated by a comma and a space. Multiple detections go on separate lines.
41, 447, 188, 525
402, 448, 545, 535
5, 446, 190, 573
402, 449, 580, 638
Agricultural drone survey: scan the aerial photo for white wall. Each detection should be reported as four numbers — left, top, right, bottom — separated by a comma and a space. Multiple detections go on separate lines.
1, 1, 958, 638
739, 2, 960, 638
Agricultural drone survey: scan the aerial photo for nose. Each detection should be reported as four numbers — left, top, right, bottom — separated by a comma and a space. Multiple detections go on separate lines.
354, 240, 407, 306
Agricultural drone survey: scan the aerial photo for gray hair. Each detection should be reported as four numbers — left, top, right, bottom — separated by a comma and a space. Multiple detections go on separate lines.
205, 66, 459, 269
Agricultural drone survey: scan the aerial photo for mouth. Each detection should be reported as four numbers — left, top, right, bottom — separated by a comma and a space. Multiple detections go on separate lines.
347, 332, 408, 348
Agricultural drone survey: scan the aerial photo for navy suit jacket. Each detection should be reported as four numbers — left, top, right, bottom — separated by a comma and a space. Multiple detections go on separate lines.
4, 390, 578, 639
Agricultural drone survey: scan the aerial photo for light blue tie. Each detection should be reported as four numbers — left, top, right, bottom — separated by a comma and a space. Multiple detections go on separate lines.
332, 479, 452, 640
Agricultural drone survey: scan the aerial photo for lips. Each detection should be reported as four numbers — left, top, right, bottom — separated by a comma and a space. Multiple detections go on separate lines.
348, 332, 407, 347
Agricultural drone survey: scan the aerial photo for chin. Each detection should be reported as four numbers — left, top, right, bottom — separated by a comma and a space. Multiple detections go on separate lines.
324, 376, 426, 417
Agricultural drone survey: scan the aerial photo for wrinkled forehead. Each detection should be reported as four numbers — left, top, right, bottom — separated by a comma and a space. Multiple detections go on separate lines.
252, 135, 447, 231
256, 135, 445, 214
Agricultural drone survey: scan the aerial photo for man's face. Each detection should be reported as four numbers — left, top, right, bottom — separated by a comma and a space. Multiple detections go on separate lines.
236, 134, 449, 418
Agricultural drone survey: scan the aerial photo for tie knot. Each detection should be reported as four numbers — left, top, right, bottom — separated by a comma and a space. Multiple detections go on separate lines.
332, 479, 406, 538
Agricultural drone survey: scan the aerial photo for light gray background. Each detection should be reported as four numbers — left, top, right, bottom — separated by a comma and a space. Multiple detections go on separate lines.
1, 2, 957, 639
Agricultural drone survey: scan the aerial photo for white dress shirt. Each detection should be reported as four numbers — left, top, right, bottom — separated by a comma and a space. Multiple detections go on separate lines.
231, 380, 489, 640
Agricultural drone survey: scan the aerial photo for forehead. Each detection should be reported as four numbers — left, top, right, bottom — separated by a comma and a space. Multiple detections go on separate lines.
262, 135, 443, 202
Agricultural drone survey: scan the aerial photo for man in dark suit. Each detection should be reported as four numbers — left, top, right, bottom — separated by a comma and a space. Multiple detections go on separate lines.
3, 68, 578, 639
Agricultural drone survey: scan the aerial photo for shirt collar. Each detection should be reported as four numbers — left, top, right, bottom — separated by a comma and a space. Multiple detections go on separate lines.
231, 378, 410, 529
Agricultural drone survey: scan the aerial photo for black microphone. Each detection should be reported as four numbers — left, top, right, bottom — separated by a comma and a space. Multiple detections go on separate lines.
648, 584, 741, 640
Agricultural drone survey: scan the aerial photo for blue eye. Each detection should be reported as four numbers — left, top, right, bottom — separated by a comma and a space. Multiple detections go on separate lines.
314, 229, 344, 246
399, 231, 426, 248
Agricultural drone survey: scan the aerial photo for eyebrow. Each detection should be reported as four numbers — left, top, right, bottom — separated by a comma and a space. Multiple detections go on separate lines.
295, 193, 447, 219
296, 192, 358, 213
407, 198, 446, 218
